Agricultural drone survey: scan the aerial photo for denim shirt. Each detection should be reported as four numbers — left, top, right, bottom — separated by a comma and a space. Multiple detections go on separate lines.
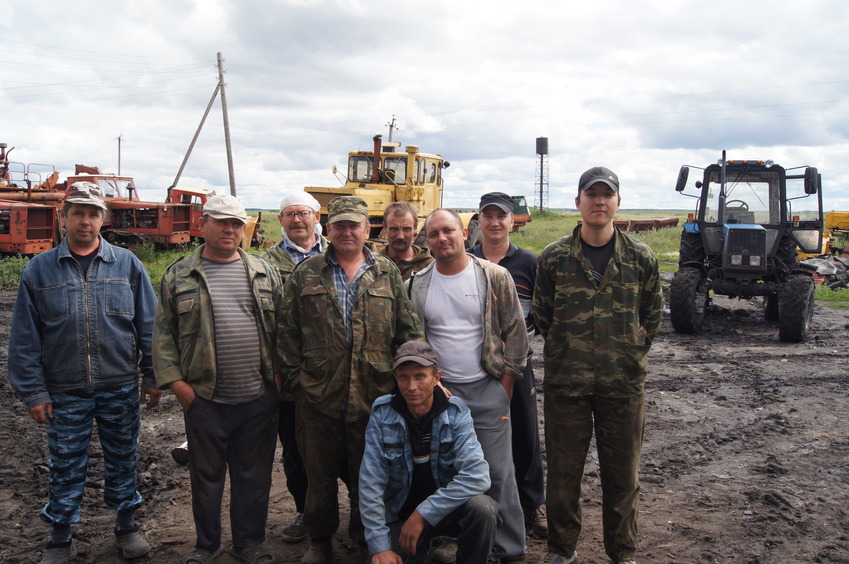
8, 236, 156, 408
359, 393, 491, 556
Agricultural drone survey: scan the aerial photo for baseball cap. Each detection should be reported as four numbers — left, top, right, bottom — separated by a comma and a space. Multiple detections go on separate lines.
578, 166, 620, 193
392, 341, 439, 370
279, 191, 321, 213
478, 192, 514, 213
327, 196, 368, 224
64, 181, 107, 210
203, 194, 248, 224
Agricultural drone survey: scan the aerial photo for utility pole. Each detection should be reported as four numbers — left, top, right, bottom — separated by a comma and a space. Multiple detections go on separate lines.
217, 52, 237, 196
116, 134, 123, 175
386, 115, 398, 143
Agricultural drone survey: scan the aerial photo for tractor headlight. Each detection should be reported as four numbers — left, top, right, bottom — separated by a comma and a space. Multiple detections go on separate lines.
749, 255, 762, 267
730, 254, 743, 265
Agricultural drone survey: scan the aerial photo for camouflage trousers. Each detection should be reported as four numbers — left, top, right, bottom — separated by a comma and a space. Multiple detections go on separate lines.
544, 391, 645, 562
296, 400, 368, 544
41, 384, 142, 526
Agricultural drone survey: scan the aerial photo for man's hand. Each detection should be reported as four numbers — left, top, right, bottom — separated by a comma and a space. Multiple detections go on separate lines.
399, 510, 426, 556
28, 403, 52, 424
140, 387, 161, 409
169, 380, 196, 410
371, 550, 403, 564
501, 373, 516, 402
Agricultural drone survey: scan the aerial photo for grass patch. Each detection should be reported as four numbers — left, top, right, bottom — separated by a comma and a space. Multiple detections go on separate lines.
0, 255, 29, 291
815, 284, 849, 309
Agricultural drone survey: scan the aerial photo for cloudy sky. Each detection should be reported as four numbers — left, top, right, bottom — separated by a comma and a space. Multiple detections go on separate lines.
3, 0, 848, 213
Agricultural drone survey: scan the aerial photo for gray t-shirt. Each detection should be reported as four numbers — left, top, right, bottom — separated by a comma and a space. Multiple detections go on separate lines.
202, 257, 264, 404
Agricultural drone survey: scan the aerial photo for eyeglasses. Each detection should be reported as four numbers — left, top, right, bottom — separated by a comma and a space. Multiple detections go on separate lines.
282, 210, 314, 220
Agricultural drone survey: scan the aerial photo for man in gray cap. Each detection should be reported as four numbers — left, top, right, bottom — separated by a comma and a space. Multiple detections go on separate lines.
279, 195, 423, 564
9, 181, 159, 563
261, 190, 328, 544
533, 167, 663, 564
359, 341, 498, 564
469, 192, 547, 540
154, 193, 285, 564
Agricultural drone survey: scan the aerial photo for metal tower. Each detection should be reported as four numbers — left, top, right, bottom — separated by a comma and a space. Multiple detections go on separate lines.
535, 137, 549, 212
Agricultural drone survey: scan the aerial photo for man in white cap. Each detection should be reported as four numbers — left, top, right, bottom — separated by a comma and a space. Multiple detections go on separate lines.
261, 190, 327, 544
9, 181, 159, 563
154, 194, 286, 564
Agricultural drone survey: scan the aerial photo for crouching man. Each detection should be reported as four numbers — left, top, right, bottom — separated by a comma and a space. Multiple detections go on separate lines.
359, 341, 498, 564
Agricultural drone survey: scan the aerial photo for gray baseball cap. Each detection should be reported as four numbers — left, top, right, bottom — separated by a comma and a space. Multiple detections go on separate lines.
392, 341, 439, 370
578, 166, 620, 193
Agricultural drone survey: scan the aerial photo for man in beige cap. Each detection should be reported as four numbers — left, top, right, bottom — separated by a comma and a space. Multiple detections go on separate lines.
279, 195, 423, 564
154, 193, 285, 564
261, 190, 327, 544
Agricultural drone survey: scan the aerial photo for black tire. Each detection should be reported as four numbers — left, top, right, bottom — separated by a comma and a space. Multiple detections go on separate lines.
465, 219, 481, 248
763, 294, 780, 322
773, 236, 799, 282
670, 267, 709, 334
679, 231, 705, 266
778, 274, 815, 342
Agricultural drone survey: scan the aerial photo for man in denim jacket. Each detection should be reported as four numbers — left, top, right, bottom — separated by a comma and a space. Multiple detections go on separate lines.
8, 182, 159, 564
359, 341, 497, 564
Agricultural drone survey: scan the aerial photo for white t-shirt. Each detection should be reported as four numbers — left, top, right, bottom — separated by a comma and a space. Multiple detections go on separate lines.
424, 261, 487, 383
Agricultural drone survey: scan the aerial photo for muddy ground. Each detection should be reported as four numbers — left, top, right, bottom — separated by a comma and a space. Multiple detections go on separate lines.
1, 278, 848, 564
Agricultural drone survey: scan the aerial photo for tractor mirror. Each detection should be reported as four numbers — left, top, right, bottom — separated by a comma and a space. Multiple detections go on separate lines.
675, 166, 689, 192
804, 167, 819, 194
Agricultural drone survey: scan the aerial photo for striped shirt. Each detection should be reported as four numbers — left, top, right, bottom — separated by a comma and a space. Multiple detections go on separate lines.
202, 257, 264, 404
327, 248, 376, 342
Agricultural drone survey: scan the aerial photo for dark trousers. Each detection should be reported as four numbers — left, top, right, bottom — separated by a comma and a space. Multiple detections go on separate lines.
278, 399, 308, 512
388, 494, 499, 564
297, 400, 367, 543
544, 392, 645, 563
185, 385, 278, 552
511, 357, 546, 511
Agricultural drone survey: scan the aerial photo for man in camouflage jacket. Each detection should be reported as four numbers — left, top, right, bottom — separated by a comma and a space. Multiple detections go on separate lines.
532, 167, 663, 564
279, 196, 423, 564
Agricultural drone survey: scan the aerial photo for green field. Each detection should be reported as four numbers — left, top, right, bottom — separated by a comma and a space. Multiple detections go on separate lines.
1, 209, 847, 308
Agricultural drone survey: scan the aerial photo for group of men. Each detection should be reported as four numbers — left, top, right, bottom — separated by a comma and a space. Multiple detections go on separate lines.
8, 165, 662, 564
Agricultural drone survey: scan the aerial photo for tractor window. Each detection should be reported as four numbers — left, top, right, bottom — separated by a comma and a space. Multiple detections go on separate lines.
98, 179, 119, 198
425, 161, 437, 184
384, 157, 407, 184
513, 196, 529, 215
705, 168, 779, 225
785, 174, 820, 222
349, 156, 373, 183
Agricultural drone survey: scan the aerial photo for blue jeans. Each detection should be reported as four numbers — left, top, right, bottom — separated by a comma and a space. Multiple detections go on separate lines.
41, 384, 142, 525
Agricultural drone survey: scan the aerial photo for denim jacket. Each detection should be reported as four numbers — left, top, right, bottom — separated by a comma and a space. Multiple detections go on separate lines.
359, 393, 491, 556
8, 236, 156, 408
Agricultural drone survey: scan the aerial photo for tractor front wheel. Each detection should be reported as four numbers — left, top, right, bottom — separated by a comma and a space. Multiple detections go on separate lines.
778, 274, 815, 342
670, 267, 709, 334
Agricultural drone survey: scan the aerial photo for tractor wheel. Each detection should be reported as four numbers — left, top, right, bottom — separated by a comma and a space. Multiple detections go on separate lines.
678, 232, 705, 266
778, 274, 815, 342
774, 236, 799, 281
670, 267, 709, 334
763, 294, 780, 322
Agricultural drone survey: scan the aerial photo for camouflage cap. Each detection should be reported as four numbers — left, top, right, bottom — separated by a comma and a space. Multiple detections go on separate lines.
392, 340, 439, 370
64, 181, 107, 210
327, 196, 369, 224
203, 194, 248, 224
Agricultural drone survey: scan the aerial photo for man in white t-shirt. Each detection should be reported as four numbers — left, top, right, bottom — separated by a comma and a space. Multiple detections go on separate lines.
407, 209, 529, 563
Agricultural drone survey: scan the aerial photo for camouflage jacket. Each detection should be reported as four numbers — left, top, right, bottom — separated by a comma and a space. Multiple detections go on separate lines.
532, 225, 663, 397
261, 234, 329, 284
378, 244, 435, 281
153, 246, 285, 400
407, 255, 529, 381
278, 247, 423, 421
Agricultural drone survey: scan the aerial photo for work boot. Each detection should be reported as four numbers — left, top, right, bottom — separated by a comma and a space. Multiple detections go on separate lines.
282, 512, 307, 543
545, 552, 577, 564
40, 540, 77, 564
301, 539, 333, 564
430, 537, 457, 563
524, 504, 548, 539
115, 527, 152, 558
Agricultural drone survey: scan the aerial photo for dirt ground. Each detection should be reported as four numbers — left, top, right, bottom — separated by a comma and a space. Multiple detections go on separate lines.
1, 277, 848, 564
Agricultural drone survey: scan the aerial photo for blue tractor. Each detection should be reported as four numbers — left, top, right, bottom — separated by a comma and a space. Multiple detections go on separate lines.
670, 151, 823, 342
